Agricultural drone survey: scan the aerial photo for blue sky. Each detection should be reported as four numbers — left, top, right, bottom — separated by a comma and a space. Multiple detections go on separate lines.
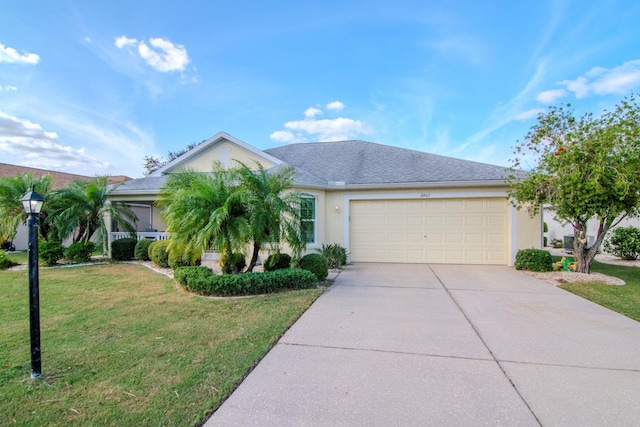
1, 0, 639, 178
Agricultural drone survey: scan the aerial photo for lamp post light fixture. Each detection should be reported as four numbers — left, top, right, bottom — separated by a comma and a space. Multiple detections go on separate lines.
21, 186, 44, 379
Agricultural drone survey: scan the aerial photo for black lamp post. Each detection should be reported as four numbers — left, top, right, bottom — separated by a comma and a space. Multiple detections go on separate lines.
21, 186, 44, 379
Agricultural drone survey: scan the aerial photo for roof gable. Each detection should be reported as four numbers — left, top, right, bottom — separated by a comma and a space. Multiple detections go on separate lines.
151, 131, 282, 176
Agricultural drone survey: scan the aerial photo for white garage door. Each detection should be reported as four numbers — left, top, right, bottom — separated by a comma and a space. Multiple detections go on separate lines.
349, 198, 508, 264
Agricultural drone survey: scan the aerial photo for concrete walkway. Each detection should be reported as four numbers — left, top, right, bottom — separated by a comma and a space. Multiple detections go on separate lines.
207, 264, 640, 426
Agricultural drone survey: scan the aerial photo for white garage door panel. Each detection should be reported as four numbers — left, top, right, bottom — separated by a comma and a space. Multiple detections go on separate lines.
350, 198, 508, 264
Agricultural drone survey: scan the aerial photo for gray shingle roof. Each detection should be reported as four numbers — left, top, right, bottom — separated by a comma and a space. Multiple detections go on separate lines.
110, 176, 168, 194
265, 140, 511, 186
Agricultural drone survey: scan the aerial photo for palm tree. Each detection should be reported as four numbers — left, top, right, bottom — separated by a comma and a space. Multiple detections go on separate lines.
48, 176, 138, 252
0, 173, 53, 242
235, 162, 307, 271
158, 166, 251, 268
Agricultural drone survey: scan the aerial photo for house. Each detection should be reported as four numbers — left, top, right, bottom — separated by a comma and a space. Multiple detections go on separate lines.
108, 132, 541, 265
0, 163, 130, 250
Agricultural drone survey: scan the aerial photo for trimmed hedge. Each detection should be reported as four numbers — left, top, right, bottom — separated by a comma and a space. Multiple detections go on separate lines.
514, 248, 553, 272
40, 240, 65, 266
134, 239, 153, 261
149, 240, 170, 268
168, 250, 201, 270
174, 265, 215, 286
176, 267, 318, 296
111, 237, 137, 261
298, 253, 329, 281
65, 241, 95, 263
264, 252, 291, 271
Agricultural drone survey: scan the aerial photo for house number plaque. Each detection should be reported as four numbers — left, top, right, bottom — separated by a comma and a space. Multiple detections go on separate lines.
419, 193, 431, 198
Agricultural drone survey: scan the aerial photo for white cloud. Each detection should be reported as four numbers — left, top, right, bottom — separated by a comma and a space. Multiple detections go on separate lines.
114, 36, 138, 48
515, 108, 544, 121
535, 89, 566, 104
115, 36, 190, 72
0, 85, 18, 92
326, 101, 345, 111
0, 43, 40, 64
0, 111, 109, 171
304, 107, 322, 118
269, 130, 301, 143
561, 60, 640, 98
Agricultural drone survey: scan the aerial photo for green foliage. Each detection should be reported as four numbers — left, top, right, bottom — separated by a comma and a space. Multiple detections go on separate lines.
149, 240, 170, 267
543, 236, 548, 247
174, 265, 215, 286
315, 243, 348, 269
0, 250, 17, 270
551, 238, 563, 248
159, 167, 250, 268
48, 177, 137, 253
514, 249, 553, 272
508, 95, 640, 273
234, 161, 307, 271
40, 240, 65, 266
168, 250, 201, 270
134, 239, 153, 261
179, 268, 317, 296
604, 226, 640, 260
543, 222, 548, 233
221, 252, 246, 274
111, 237, 137, 261
297, 253, 329, 281
264, 252, 292, 271
0, 174, 52, 242
65, 241, 95, 263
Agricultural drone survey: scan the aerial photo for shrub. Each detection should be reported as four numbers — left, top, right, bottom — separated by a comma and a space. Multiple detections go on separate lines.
514, 248, 553, 272
315, 243, 347, 269
65, 241, 95, 263
264, 252, 291, 271
604, 226, 640, 260
178, 268, 317, 296
543, 236, 548, 247
220, 252, 246, 274
168, 250, 201, 270
297, 253, 329, 281
174, 265, 215, 286
551, 238, 563, 249
149, 240, 170, 268
40, 240, 65, 266
134, 239, 153, 261
0, 250, 17, 270
111, 237, 137, 261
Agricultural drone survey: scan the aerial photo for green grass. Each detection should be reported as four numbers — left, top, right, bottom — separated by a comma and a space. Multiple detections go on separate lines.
0, 264, 322, 426
558, 259, 640, 322
6, 251, 28, 265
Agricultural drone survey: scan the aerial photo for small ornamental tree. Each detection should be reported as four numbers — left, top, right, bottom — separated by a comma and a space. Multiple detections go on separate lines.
508, 95, 640, 273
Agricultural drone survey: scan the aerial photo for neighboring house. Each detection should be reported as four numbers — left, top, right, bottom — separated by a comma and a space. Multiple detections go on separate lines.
108, 132, 541, 266
0, 163, 131, 250
544, 206, 640, 248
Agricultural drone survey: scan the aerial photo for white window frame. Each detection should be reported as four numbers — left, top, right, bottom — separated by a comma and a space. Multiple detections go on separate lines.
300, 195, 317, 246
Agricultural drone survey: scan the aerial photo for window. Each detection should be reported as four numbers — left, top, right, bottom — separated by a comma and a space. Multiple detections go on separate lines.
300, 197, 316, 244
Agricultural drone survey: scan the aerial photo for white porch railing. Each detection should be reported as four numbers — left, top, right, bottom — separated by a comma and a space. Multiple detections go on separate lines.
110, 232, 169, 242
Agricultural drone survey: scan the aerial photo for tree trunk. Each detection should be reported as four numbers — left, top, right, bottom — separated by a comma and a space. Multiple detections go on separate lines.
573, 220, 610, 273
246, 242, 261, 272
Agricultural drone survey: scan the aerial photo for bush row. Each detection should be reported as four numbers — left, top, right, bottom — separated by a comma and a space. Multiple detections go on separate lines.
39, 240, 96, 266
175, 266, 318, 296
0, 250, 17, 270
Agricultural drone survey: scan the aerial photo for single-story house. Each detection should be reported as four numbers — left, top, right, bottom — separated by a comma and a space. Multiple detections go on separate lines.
108, 132, 541, 266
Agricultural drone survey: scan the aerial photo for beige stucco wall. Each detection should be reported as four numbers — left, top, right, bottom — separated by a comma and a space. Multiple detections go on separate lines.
515, 207, 543, 251
178, 140, 276, 172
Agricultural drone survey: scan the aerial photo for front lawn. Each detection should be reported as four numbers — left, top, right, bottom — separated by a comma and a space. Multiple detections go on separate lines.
560, 260, 640, 322
0, 264, 322, 426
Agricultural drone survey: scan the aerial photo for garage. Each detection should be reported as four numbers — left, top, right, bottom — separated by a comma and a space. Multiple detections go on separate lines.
349, 198, 508, 264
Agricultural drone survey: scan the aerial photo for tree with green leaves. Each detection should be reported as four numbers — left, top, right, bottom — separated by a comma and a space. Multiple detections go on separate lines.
508, 94, 640, 273
0, 173, 53, 242
235, 162, 307, 272
158, 166, 251, 271
48, 176, 138, 253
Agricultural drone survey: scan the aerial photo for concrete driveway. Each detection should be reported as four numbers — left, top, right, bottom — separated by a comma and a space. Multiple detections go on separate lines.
207, 264, 640, 426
